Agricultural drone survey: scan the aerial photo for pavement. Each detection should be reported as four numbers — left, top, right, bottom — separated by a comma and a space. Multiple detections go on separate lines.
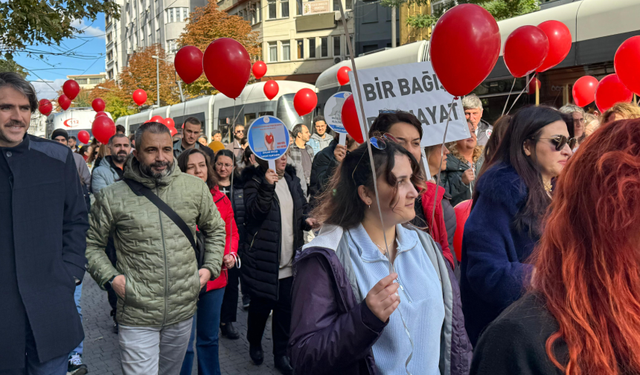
79, 273, 280, 375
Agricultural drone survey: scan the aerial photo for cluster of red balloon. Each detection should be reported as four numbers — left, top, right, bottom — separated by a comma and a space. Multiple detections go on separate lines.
571, 36, 640, 111
38, 99, 53, 116
93, 111, 116, 144
145, 116, 178, 136
57, 80, 81, 111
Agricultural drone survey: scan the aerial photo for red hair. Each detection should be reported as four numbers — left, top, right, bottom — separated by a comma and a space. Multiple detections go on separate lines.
531, 119, 640, 375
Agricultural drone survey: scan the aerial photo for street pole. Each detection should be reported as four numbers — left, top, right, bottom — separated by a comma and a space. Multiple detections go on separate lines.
391, 6, 397, 48
156, 57, 160, 107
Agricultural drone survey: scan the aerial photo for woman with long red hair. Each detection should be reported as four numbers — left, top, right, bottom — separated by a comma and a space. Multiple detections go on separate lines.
470, 118, 640, 375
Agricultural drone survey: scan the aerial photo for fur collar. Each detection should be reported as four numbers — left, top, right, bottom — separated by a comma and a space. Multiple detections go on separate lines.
475, 163, 528, 214
240, 163, 297, 183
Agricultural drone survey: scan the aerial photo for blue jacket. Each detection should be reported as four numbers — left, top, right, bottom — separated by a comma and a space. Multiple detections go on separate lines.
0, 135, 88, 371
460, 163, 537, 345
91, 156, 124, 194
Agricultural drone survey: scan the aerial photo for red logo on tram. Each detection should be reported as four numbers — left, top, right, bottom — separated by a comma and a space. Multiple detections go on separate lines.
64, 118, 80, 128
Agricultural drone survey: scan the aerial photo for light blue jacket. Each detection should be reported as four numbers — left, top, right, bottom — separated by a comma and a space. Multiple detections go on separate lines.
91, 157, 122, 194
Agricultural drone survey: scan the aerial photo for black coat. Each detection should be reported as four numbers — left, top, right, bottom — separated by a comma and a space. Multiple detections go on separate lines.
226, 176, 247, 254
241, 165, 309, 301
0, 136, 88, 371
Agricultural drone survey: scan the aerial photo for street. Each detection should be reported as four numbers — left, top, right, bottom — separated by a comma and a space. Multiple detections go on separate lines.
80, 274, 279, 375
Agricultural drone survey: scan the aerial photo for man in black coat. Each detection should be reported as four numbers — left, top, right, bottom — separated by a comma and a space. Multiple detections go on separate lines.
0, 72, 89, 374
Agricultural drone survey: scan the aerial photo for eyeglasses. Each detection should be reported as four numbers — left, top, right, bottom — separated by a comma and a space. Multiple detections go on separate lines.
536, 135, 577, 151
215, 162, 233, 168
235, 130, 244, 134
573, 118, 585, 124
351, 133, 398, 183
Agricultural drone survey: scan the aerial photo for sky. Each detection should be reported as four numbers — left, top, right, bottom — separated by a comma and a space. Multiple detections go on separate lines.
14, 16, 108, 101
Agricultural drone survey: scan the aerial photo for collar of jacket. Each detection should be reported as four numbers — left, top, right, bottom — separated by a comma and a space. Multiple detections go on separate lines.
105, 155, 125, 178
310, 133, 328, 142
123, 153, 180, 189
3, 134, 31, 154
173, 138, 201, 152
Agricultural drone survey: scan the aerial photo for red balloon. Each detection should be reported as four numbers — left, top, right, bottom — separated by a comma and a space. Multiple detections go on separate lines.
133, 89, 147, 106
572, 76, 599, 107
78, 130, 91, 145
252, 61, 267, 80
175, 46, 204, 84
164, 118, 175, 129
337, 66, 352, 86
528, 77, 542, 94
58, 95, 71, 111
504, 26, 549, 78
38, 99, 52, 116
95, 111, 109, 118
536, 20, 572, 73
430, 4, 501, 97
293, 88, 317, 116
92, 98, 106, 112
595, 74, 633, 112
168, 126, 178, 137
63, 80, 80, 100
92, 116, 116, 144
203, 38, 251, 99
263, 80, 279, 100
341, 95, 364, 143
614, 36, 640, 95
452, 200, 472, 262
150, 115, 164, 123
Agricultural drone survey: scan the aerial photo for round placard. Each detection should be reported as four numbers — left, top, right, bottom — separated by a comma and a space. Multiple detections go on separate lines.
247, 115, 291, 161
323, 92, 351, 134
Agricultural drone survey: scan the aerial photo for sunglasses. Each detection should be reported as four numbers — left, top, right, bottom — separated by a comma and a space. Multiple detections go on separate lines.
351, 133, 399, 183
536, 135, 577, 151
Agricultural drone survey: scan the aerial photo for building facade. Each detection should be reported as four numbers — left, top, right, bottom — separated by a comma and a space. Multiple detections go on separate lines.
66, 73, 107, 90
219, 0, 354, 83
105, 0, 206, 80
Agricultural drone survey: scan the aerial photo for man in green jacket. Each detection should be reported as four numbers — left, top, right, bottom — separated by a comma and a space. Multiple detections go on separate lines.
85, 122, 226, 375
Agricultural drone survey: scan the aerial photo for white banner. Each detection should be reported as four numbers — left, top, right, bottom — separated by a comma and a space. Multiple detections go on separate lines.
349, 61, 470, 147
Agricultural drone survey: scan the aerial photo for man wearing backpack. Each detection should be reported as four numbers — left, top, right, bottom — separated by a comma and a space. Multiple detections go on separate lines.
85, 122, 226, 375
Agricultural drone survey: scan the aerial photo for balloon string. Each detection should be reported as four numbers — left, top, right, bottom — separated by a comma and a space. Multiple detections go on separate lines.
430, 97, 456, 229
507, 73, 537, 115
502, 78, 517, 117
338, 1, 413, 374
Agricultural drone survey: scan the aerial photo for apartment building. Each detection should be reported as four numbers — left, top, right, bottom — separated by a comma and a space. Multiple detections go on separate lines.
66, 73, 107, 90
220, 0, 355, 83
105, 0, 206, 80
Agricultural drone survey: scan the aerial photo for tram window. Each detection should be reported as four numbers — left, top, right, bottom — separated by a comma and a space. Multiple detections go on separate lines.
259, 111, 274, 117
245, 113, 257, 124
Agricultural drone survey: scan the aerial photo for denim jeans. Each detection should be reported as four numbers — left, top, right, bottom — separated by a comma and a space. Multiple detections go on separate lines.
180, 287, 225, 375
71, 283, 83, 355
22, 321, 68, 375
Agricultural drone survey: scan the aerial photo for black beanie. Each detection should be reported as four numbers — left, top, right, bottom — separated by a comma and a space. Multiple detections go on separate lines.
51, 129, 69, 141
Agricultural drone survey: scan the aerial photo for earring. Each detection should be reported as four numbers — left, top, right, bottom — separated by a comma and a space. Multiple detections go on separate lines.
368, 205, 371, 209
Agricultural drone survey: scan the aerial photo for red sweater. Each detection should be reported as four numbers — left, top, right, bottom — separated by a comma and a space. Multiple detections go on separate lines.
206, 187, 239, 291
421, 182, 455, 268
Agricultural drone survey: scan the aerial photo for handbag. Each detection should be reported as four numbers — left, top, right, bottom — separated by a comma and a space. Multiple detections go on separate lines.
123, 178, 205, 268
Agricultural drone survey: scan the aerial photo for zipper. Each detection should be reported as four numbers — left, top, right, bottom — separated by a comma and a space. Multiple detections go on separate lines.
156, 184, 169, 325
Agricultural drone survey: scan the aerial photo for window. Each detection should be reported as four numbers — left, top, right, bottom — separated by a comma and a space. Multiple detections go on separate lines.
268, 0, 277, 19
282, 41, 291, 61
182, 7, 189, 21
296, 0, 303, 15
76, 78, 88, 84
268, 42, 278, 62
281, 0, 289, 18
168, 40, 178, 54
297, 39, 304, 59
156, 28, 160, 42
107, 33, 112, 44
346, 0, 352, 10
309, 38, 316, 58
89, 78, 102, 84
333, 0, 340, 11
108, 51, 113, 61
321, 37, 328, 57
333, 36, 341, 56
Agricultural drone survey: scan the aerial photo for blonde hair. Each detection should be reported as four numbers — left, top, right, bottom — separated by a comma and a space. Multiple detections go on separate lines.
584, 113, 600, 136
600, 102, 640, 125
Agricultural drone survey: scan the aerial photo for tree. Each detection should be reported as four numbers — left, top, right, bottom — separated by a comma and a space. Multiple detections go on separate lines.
177, 0, 261, 97
90, 80, 137, 121
119, 44, 181, 107
0, 0, 120, 54
396, 0, 538, 31
0, 58, 28, 78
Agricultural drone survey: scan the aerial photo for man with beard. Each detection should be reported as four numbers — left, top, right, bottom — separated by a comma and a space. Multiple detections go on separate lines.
91, 134, 130, 194
225, 124, 245, 160
0, 72, 89, 374
90, 133, 131, 334
85, 122, 226, 375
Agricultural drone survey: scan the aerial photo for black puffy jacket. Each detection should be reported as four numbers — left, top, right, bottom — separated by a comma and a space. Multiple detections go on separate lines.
226, 176, 246, 255
241, 165, 310, 301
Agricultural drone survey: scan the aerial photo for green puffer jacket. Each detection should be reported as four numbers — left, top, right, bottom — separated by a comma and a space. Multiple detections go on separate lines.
86, 155, 226, 327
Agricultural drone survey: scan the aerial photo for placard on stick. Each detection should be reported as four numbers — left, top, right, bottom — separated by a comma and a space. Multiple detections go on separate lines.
324, 91, 350, 144
247, 115, 290, 171
349, 61, 470, 147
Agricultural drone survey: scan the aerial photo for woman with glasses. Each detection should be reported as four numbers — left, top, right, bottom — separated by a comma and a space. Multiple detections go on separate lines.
241, 152, 312, 374
368, 111, 457, 269
471, 119, 640, 375
461, 106, 573, 345
176, 148, 238, 375
213, 149, 247, 340
289, 134, 472, 375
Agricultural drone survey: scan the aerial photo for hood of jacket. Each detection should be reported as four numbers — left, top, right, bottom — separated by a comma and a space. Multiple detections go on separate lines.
475, 162, 527, 216
310, 133, 330, 142
123, 153, 180, 189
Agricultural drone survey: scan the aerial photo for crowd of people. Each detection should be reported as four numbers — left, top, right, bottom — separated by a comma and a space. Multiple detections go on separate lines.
3, 68, 640, 375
